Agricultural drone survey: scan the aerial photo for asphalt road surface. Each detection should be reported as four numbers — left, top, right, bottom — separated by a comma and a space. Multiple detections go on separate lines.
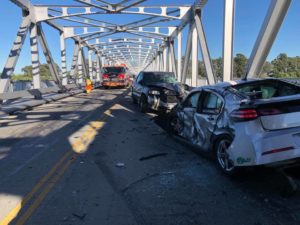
0, 88, 300, 225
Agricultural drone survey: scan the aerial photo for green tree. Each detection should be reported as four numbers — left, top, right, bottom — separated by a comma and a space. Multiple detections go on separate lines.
261, 61, 273, 77
233, 53, 247, 78
19, 63, 60, 81
271, 54, 300, 78
212, 57, 223, 79
272, 53, 289, 74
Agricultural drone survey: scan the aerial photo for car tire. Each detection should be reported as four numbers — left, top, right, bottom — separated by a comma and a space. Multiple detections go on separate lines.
214, 135, 239, 176
131, 91, 137, 104
167, 114, 183, 135
139, 95, 148, 113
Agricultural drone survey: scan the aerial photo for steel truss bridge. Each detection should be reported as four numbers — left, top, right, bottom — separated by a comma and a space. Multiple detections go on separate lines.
0, 0, 293, 102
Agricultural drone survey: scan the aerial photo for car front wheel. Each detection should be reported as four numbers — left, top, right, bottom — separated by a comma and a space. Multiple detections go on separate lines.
139, 95, 148, 113
131, 91, 137, 104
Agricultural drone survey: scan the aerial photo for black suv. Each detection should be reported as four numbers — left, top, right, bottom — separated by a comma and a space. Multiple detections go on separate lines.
131, 71, 188, 113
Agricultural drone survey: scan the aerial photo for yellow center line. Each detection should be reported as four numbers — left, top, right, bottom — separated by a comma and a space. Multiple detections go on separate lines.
0, 151, 73, 225
0, 104, 117, 225
15, 156, 76, 225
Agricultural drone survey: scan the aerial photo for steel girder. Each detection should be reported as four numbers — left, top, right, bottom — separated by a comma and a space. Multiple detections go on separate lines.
1, 0, 292, 96
245, 0, 292, 79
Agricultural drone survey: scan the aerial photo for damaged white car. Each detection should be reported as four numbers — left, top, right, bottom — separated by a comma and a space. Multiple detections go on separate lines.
168, 78, 300, 175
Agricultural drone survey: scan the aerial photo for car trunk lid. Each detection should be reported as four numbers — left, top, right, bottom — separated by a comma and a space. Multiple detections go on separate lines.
252, 95, 300, 130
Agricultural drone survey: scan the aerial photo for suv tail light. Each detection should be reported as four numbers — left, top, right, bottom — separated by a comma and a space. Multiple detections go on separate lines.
118, 74, 125, 80
230, 109, 258, 121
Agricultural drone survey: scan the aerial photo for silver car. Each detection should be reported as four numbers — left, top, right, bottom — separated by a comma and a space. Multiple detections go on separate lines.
168, 78, 300, 175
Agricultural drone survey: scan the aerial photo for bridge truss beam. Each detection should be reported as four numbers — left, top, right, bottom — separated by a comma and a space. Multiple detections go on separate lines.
0, 0, 293, 98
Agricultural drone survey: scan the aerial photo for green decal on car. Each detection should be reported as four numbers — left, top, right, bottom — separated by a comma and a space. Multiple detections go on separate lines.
237, 157, 251, 164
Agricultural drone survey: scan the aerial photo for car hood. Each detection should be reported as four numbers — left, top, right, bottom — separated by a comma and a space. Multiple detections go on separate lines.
147, 82, 184, 93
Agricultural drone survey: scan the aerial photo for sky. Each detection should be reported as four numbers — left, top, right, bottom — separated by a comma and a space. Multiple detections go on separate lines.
0, 0, 299, 74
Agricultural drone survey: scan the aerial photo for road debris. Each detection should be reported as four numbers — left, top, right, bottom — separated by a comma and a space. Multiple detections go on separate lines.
116, 162, 125, 168
72, 213, 86, 221
139, 153, 168, 161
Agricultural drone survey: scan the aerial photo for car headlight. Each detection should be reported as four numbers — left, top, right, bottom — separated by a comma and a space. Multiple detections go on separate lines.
149, 90, 160, 95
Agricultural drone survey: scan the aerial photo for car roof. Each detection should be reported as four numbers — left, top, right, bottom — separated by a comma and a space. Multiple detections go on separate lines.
141, 71, 175, 75
190, 78, 276, 93
190, 78, 300, 97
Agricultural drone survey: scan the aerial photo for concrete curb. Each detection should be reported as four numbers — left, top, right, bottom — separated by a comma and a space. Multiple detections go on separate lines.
0, 89, 84, 116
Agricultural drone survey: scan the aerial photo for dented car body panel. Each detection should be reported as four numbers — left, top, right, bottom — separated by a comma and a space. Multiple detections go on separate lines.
170, 78, 300, 167
132, 71, 188, 112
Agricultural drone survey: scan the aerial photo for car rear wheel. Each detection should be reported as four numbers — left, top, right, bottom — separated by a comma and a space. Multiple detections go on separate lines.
139, 95, 148, 113
214, 136, 238, 175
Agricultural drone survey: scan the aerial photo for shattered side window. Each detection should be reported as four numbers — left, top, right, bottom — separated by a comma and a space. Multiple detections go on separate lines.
233, 80, 300, 99
183, 92, 201, 108
200, 92, 223, 114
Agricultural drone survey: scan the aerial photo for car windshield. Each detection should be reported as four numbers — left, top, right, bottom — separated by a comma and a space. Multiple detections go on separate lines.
143, 72, 177, 84
232, 80, 300, 99
102, 67, 125, 74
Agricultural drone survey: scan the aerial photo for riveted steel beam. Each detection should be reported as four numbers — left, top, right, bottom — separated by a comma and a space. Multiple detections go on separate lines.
245, 0, 291, 79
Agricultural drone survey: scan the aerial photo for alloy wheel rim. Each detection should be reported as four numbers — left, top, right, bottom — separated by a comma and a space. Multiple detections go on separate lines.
217, 139, 234, 172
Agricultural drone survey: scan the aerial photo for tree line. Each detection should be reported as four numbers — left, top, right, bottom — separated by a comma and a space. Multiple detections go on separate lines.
7, 53, 300, 81
188, 53, 300, 79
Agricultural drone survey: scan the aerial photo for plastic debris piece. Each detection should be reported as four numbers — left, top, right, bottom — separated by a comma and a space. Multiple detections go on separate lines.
116, 162, 125, 168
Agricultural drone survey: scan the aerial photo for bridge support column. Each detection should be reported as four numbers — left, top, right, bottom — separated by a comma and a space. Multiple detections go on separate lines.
80, 47, 89, 80
163, 48, 168, 72
170, 40, 177, 78
168, 44, 172, 72
77, 48, 84, 84
158, 53, 162, 71
222, 0, 235, 82
70, 42, 80, 83
192, 27, 198, 87
182, 23, 195, 84
30, 23, 41, 89
160, 52, 164, 72
37, 24, 61, 87
194, 13, 216, 85
96, 53, 102, 82
245, 0, 291, 79
60, 32, 68, 86
88, 50, 93, 81
156, 56, 160, 71
177, 31, 182, 82
1, 13, 30, 93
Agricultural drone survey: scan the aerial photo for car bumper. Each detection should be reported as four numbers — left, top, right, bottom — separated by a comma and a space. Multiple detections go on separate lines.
148, 95, 177, 112
228, 121, 300, 167
102, 81, 126, 87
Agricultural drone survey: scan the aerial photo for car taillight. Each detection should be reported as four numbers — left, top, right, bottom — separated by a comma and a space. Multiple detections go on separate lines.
257, 107, 283, 116
102, 74, 109, 79
118, 74, 125, 80
230, 109, 258, 121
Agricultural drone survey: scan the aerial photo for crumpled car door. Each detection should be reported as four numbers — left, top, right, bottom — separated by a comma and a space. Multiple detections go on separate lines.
181, 107, 197, 140
192, 91, 223, 151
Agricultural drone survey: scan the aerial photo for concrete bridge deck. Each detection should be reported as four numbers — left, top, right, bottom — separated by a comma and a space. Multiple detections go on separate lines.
1, 88, 300, 225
